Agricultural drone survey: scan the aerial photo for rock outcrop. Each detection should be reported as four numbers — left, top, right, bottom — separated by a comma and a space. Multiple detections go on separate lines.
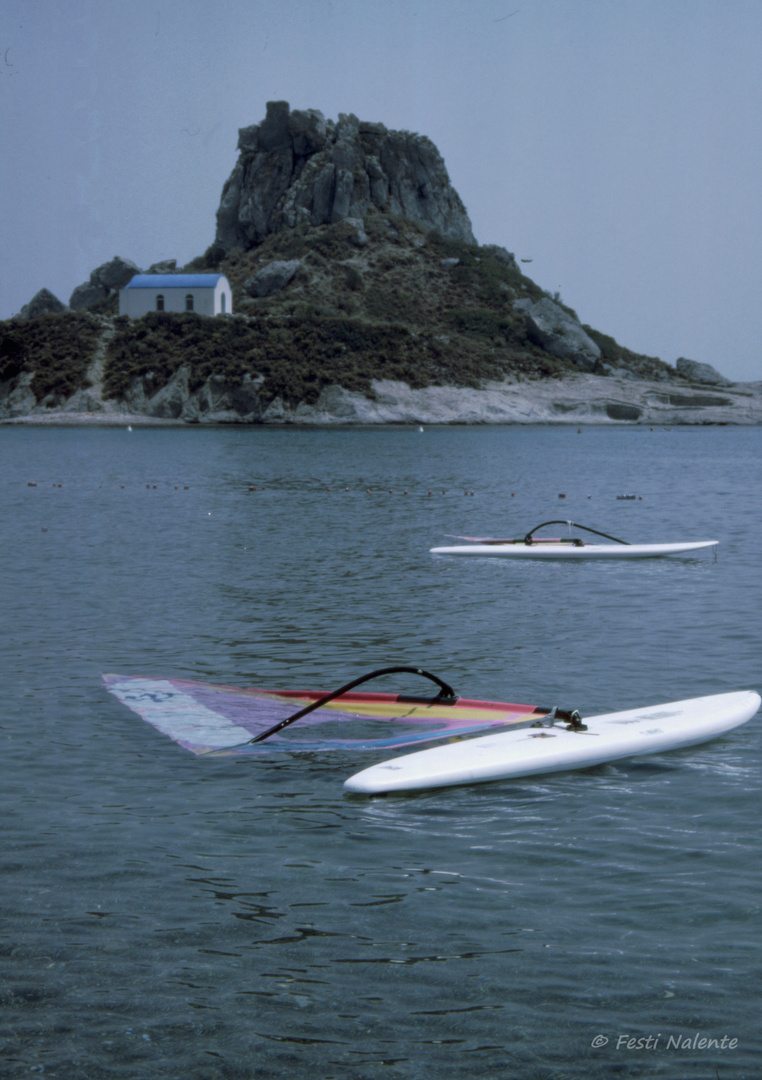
214, 101, 476, 253
244, 259, 301, 297
147, 260, 177, 275
675, 357, 735, 387
514, 297, 601, 371
4, 367, 762, 426
69, 281, 109, 310
69, 256, 141, 310
18, 288, 66, 318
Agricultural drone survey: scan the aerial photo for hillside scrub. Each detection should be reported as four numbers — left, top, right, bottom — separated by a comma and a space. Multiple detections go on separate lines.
4, 210, 675, 415
582, 325, 671, 380
103, 308, 562, 407
95, 215, 580, 408
0, 312, 102, 403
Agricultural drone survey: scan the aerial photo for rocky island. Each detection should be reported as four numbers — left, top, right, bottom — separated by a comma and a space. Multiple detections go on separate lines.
2, 101, 760, 425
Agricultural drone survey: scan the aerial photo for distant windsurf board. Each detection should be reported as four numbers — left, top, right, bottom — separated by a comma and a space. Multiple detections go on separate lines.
430, 540, 719, 559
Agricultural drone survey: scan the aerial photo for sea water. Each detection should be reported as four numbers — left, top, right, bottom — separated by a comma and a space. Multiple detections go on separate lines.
1, 423, 760, 1079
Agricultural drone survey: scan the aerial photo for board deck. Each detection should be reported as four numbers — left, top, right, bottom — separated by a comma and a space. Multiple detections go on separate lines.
430, 540, 719, 559
344, 691, 760, 793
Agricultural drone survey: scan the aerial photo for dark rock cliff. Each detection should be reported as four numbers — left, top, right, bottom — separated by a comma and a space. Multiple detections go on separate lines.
214, 101, 476, 254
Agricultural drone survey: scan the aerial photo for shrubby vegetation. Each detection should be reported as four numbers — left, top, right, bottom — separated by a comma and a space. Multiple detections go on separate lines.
0, 312, 102, 403
3, 206, 675, 413
104, 311, 415, 404
446, 308, 521, 342
93, 214, 571, 407
103, 308, 561, 406
583, 325, 672, 380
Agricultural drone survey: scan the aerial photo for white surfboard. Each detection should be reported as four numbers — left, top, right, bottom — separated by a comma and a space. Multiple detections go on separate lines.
430, 540, 719, 559
344, 690, 760, 794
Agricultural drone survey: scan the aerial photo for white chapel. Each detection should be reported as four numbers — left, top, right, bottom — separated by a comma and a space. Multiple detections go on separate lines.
119, 274, 233, 317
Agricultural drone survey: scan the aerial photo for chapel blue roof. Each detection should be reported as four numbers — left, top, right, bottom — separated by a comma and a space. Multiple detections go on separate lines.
123, 274, 227, 289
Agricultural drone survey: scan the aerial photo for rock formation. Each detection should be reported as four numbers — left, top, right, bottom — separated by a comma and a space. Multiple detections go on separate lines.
5, 102, 755, 425
513, 297, 601, 371
675, 357, 734, 387
69, 281, 110, 310
69, 256, 141, 310
214, 101, 476, 253
244, 259, 301, 297
18, 288, 65, 318
147, 260, 177, 275
3, 363, 762, 426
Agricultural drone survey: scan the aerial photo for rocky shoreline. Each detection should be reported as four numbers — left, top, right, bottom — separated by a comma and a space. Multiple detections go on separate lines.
4, 371, 761, 426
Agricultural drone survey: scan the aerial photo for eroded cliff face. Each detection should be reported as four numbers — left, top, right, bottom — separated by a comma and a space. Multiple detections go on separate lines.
214, 101, 476, 253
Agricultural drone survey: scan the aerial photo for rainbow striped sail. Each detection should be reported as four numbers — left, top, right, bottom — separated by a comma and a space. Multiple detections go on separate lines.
104, 673, 545, 756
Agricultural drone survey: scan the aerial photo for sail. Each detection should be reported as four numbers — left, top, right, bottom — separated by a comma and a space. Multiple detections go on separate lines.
104, 674, 543, 756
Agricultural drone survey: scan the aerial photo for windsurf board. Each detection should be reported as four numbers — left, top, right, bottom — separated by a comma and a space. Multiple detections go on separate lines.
430, 540, 719, 559
344, 690, 759, 793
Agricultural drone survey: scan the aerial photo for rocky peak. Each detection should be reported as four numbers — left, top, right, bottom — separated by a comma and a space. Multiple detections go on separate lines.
18, 288, 66, 319
215, 101, 476, 254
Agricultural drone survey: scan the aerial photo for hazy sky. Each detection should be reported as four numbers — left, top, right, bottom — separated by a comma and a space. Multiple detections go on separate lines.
2, 0, 761, 381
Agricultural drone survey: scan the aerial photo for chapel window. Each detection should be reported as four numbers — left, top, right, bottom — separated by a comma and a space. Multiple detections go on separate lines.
156, 294, 164, 311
